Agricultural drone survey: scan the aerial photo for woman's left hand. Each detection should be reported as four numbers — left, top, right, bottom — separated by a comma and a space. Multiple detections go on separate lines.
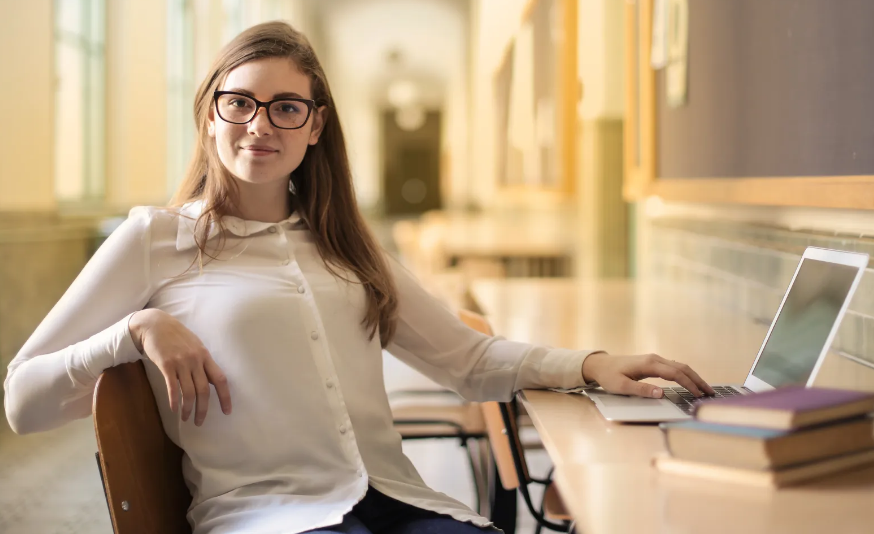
581, 352, 716, 399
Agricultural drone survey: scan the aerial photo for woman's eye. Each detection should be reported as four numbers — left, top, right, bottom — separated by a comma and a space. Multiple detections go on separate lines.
278, 103, 302, 114
230, 99, 251, 108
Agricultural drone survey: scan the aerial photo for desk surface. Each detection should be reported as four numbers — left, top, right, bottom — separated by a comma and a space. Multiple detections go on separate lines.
426, 212, 575, 258
471, 278, 874, 534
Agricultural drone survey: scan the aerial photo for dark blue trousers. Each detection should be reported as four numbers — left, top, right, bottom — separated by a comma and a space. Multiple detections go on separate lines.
305, 487, 496, 534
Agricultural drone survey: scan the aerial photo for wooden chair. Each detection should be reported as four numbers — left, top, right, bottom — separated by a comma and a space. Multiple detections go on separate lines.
93, 360, 192, 534
482, 398, 574, 533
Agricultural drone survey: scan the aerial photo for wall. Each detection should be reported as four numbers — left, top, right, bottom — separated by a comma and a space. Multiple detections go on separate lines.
575, 0, 628, 278
641, 203, 874, 370
0, 224, 94, 373
0, 0, 55, 212
104, 0, 169, 207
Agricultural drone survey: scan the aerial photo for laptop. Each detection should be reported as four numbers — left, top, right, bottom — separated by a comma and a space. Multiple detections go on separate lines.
585, 247, 869, 423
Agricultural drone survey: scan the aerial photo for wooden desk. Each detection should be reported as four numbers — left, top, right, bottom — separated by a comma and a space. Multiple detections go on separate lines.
471, 278, 874, 534
422, 212, 576, 277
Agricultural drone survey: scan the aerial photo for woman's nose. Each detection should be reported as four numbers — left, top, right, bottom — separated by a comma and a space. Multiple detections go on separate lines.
248, 107, 273, 135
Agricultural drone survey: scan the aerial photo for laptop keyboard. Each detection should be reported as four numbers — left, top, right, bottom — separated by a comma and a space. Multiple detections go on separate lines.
664, 386, 745, 415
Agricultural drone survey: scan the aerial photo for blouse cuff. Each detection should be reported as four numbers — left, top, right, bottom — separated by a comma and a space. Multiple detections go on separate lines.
79, 313, 144, 378
538, 348, 605, 390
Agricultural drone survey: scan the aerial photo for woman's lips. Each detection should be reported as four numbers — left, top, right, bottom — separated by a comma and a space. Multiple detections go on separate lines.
242, 146, 278, 156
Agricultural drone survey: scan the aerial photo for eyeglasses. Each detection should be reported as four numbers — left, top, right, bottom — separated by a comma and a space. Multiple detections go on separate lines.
213, 91, 316, 130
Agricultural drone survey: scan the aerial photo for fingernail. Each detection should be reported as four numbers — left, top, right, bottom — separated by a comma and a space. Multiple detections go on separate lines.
652, 388, 663, 398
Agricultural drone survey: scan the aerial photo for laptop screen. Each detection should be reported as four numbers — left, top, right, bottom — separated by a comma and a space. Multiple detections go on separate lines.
751, 258, 859, 387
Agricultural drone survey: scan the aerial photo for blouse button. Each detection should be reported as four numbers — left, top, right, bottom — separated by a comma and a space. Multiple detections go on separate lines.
268, 227, 277, 234
311, 331, 319, 340
298, 285, 306, 294
339, 425, 347, 434
357, 469, 364, 478
326, 380, 334, 389
280, 259, 290, 266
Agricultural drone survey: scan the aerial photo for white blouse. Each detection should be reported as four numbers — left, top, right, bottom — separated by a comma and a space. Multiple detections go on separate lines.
4, 201, 597, 534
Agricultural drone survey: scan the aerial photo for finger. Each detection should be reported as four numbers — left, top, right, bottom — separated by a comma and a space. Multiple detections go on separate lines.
613, 376, 664, 399
649, 361, 702, 396
661, 359, 715, 395
163, 367, 180, 413
191, 366, 211, 426
178, 372, 196, 422
204, 359, 232, 415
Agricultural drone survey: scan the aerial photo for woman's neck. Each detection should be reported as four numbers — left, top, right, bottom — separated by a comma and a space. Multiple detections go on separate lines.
230, 177, 292, 223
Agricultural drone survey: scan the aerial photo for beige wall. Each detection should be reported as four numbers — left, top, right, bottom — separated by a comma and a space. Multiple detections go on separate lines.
577, 0, 624, 120
575, 0, 627, 278
104, 0, 169, 208
0, 0, 55, 211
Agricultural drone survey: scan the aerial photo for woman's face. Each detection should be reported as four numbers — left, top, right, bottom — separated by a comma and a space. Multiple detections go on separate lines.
208, 57, 326, 187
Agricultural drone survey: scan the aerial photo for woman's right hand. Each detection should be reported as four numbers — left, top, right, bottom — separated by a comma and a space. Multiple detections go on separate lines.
129, 309, 232, 426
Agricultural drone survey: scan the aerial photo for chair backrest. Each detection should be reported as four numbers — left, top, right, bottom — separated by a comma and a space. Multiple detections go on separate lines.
457, 309, 493, 336
457, 310, 531, 491
481, 402, 524, 490
93, 360, 192, 534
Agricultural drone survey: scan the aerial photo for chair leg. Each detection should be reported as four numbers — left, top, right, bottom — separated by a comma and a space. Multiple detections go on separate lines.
488, 458, 517, 534
533, 491, 546, 534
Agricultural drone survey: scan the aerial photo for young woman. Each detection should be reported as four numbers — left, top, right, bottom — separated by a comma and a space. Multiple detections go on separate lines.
4, 22, 713, 534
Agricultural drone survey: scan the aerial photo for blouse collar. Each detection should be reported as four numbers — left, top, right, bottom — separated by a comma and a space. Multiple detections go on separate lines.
175, 200, 304, 251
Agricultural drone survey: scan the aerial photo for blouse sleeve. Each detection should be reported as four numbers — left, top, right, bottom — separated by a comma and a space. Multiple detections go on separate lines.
4, 207, 155, 434
384, 257, 601, 402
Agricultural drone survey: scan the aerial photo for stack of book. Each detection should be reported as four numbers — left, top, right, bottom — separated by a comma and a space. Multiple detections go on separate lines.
655, 385, 874, 487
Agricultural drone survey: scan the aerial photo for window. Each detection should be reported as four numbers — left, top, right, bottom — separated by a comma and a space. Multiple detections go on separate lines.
54, 0, 106, 203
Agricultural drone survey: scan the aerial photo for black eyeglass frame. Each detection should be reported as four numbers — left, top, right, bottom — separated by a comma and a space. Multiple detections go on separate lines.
213, 90, 317, 130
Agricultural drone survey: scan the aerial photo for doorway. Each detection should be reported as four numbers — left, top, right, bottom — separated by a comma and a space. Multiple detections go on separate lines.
382, 109, 442, 216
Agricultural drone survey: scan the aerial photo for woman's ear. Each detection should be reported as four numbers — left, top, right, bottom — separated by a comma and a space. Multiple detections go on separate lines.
207, 107, 216, 138
308, 106, 328, 145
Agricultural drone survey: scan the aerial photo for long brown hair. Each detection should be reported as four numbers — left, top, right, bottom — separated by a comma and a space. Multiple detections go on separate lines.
170, 21, 398, 346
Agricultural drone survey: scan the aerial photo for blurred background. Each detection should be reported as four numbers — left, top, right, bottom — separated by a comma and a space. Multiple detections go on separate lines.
4, 0, 874, 532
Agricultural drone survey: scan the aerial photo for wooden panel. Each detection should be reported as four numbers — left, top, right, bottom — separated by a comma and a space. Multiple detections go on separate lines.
623, 0, 656, 200
650, 175, 874, 210
558, 0, 578, 196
